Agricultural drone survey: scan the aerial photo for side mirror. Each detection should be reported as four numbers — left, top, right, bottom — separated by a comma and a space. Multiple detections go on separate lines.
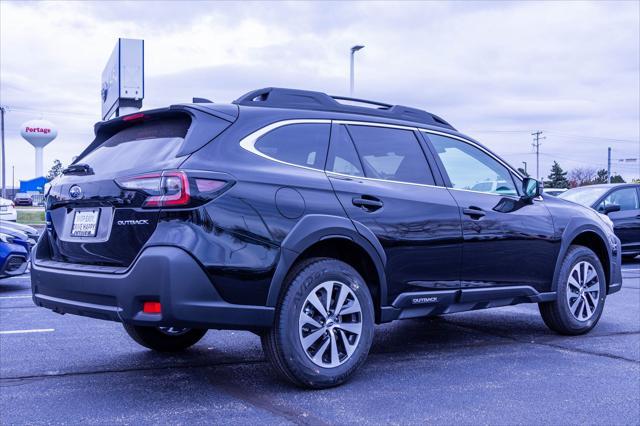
522, 177, 542, 199
603, 204, 621, 215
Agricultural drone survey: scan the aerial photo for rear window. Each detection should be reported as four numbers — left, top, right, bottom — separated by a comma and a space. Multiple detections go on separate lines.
80, 117, 190, 175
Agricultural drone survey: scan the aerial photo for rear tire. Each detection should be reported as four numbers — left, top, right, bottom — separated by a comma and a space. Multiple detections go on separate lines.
123, 324, 207, 352
539, 245, 606, 335
262, 257, 375, 389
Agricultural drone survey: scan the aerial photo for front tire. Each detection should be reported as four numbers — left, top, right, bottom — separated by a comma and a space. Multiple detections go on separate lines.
539, 245, 606, 335
262, 258, 375, 389
123, 324, 207, 352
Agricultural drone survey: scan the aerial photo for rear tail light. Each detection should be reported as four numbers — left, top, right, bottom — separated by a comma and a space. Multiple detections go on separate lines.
116, 170, 228, 208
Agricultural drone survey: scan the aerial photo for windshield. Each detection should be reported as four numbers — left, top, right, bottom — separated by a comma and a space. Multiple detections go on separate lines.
558, 186, 610, 206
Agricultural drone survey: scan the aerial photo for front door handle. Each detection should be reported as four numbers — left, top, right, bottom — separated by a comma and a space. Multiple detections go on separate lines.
463, 206, 486, 218
352, 196, 383, 211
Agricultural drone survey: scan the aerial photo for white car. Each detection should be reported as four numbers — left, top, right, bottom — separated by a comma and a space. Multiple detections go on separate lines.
0, 198, 17, 221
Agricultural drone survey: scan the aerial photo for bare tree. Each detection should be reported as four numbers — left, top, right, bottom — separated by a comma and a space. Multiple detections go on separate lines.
568, 167, 597, 187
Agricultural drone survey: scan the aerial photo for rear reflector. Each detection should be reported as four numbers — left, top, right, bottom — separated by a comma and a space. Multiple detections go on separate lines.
143, 301, 162, 314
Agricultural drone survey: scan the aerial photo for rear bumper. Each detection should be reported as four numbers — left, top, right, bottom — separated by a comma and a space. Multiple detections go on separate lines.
31, 246, 274, 330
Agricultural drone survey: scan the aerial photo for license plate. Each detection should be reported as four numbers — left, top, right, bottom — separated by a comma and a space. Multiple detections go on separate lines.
0, 206, 6, 212
71, 209, 100, 237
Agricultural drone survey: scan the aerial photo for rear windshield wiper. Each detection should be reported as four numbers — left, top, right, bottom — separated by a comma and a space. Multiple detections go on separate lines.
62, 163, 95, 175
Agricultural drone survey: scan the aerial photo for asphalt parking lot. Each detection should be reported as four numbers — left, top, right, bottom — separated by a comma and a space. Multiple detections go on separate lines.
1, 261, 638, 425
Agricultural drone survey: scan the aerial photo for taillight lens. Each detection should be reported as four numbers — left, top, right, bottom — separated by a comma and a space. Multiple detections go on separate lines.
116, 171, 227, 208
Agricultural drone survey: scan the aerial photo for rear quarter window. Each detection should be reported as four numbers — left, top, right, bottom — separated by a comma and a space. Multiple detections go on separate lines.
254, 123, 330, 169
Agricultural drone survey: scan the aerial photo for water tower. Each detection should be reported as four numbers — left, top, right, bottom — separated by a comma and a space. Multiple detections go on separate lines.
20, 119, 57, 177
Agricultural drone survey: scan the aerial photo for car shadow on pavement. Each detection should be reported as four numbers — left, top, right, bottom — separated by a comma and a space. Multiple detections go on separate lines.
0, 282, 29, 292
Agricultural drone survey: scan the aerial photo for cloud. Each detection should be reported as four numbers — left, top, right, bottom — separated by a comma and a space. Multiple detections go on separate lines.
0, 0, 638, 184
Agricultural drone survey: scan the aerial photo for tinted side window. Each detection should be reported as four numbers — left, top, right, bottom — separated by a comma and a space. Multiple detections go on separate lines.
427, 133, 518, 196
326, 125, 364, 176
597, 187, 639, 212
347, 125, 435, 185
254, 123, 330, 169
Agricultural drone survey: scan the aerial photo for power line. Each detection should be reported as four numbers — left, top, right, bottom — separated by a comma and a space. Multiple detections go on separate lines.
2, 106, 95, 118
472, 129, 639, 144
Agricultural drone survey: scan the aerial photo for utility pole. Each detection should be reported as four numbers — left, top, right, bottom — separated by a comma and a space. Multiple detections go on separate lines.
349, 45, 365, 96
1, 106, 6, 199
607, 147, 611, 183
531, 131, 545, 180
11, 165, 14, 198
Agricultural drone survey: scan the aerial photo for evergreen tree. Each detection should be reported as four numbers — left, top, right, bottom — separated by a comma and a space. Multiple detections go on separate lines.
593, 169, 608, 184
593, 169, 625, 184
545, 161, 569, 188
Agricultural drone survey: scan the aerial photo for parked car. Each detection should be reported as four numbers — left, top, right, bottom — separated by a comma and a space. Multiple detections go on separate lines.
1, 228, 30, 279
13, 192, 33, 206
560, 183, 640, 260
0, 197, 17, 221
545, 188, 568, 197
31, 88, 622, 388
1, 220, 40, 249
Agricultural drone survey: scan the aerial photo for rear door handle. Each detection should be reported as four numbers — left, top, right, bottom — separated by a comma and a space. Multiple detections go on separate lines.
463, 206, 486, 218
352, 196, 383, 211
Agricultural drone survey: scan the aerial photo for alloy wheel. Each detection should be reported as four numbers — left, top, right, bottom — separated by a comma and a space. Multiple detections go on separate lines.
298, 280, 363, 368
566, 261, 600, 321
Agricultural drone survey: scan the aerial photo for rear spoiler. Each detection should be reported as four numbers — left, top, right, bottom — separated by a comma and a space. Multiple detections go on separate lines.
74, 104, 238, 164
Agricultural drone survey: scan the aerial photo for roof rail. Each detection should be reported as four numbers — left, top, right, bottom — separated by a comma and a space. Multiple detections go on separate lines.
232, 87, 455, 130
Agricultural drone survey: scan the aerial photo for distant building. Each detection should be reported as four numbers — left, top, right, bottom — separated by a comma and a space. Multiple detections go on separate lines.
19, 176, 49, 193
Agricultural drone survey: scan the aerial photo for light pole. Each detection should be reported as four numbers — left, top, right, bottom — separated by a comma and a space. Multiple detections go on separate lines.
522, 161, 528, 175
1, 106, 6, 199
350, 45, 365, 96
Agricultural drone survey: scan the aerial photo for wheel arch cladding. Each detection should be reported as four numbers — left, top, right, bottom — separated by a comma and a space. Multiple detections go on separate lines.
266, 214, 387, 321
555, 225, 610, 292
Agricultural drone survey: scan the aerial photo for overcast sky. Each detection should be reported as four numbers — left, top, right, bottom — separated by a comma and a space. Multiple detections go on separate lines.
1, 0, 639, 185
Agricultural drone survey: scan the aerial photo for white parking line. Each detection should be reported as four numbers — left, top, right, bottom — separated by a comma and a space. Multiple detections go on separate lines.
0, 295, 32, 299
0, 328, 55, 335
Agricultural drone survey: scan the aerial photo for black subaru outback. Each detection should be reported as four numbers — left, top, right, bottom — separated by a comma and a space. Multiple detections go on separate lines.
31, 88, 622, 388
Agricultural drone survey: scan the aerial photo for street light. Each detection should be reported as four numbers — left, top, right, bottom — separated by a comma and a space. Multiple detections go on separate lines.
350, 45, 365, 96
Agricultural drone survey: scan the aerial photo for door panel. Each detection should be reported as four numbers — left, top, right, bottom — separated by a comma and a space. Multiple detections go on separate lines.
424, 132, 558, 291
329, 174, 463, 302
447, 189, 557, 290
597, 186, 640, 251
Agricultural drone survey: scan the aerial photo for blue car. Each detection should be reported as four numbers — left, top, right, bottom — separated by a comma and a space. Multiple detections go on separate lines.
0, 228, 30, 278
0, 221, 38, 278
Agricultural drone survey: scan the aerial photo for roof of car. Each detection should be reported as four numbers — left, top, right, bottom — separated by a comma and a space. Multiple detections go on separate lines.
573, 183, 639, 189
231, 87, 456, 131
